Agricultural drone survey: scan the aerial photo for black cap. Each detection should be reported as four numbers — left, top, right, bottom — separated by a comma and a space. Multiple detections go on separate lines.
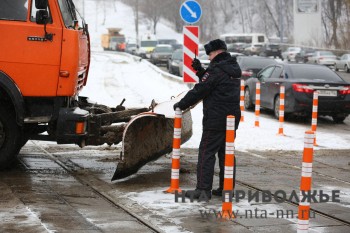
204, 39, 227, 55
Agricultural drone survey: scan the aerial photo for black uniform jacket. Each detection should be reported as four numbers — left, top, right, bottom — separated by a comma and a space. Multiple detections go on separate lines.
178, 52, 242, 131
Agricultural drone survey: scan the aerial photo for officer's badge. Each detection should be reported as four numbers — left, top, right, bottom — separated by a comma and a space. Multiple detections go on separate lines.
202, 72, 210, 82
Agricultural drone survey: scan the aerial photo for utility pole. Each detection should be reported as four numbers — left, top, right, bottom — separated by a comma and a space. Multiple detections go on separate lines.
279, 0, 284, 43
83, 0, 85, 19
136, 0, 139, 46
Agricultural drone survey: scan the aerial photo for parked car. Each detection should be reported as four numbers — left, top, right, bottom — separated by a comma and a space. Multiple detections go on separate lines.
172, 43, 183, 50
168, 49, 183, 75
295, 49, 315, 63
198, 54, 210, 69
308, 51, 337, 67
335, 54, 350, 73
244, 63, 350, 122
150, 44, 173, 65
282, 47, 301, 61
227, 42, 247, 53
244, 44, 263, 56
259, 43, 282, 59
125, 43, 137, 54
237, 56, 278, 80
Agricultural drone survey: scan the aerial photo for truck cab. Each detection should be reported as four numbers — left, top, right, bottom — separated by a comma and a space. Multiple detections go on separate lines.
0, 0, 90, 168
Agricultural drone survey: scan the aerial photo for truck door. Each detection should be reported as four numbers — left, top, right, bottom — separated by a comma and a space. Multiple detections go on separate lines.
0, 0, 62, 97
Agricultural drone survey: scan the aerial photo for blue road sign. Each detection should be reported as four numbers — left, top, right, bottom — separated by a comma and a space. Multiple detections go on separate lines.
180, 0, 202, 24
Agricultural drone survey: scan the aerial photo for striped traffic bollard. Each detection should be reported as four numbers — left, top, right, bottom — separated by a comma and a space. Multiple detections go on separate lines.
255, 82, 261, 127
297, 130, 315, 233
311, 91, 318, 146
240, 79, 245, 122
221, 115, 235, 219
277, 85, 285, 135
165, 108, 182, 193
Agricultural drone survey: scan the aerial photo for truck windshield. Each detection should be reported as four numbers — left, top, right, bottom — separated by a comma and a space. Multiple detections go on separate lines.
58, 0, 78, 28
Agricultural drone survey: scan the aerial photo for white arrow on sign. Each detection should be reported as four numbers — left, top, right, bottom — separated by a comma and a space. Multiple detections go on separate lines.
184, 3, 197, 18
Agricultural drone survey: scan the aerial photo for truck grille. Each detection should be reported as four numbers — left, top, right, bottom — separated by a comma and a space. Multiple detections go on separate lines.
76, 67, 87, 93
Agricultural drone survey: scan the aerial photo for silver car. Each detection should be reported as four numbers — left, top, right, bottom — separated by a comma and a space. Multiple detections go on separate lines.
308, 51, 337, 67
335, 54, 350, 73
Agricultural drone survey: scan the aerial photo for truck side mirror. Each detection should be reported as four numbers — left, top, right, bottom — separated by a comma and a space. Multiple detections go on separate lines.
36, 0, 48, 9
36, 10, 53, 41
36, 10, 49, 25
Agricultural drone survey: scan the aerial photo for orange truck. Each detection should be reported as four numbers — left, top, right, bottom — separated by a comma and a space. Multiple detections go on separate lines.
0, 0, 192, 180
101, 28, 126, 51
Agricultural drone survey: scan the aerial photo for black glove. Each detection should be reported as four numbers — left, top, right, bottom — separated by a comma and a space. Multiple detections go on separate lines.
191, 58, 203, 71
173, 102, 181, 111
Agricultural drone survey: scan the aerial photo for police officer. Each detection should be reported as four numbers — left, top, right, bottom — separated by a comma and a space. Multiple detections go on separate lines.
173, 39, 241, 199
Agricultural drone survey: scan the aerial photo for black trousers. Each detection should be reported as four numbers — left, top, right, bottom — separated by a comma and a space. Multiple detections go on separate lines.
196, 130, 236, 191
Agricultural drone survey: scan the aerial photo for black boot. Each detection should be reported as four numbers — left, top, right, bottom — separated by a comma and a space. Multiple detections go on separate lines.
211, 187, 223, 197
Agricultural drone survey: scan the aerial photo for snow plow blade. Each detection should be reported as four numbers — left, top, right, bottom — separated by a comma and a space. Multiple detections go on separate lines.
112, 111, 192, 180
112, 94, 193, 180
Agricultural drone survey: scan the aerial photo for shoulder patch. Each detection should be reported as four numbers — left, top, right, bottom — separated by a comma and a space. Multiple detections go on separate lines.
202, 72, 210, 82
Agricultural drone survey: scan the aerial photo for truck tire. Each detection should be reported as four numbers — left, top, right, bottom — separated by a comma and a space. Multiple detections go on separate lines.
0, 106, 21, 170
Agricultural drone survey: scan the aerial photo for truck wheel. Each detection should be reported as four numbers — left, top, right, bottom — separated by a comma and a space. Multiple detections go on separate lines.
0, 106, 21, 170
332, 116, 346, 123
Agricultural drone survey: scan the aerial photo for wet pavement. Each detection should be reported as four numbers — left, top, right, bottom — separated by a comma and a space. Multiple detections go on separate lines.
1, 141, 349, 232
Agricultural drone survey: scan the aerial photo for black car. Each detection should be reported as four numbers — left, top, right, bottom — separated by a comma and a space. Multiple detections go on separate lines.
237, 56, 278, 80
244, 63, 350, 122
295, 49, 316, 63
259, 43, 282, 59
168, 49, 182, 75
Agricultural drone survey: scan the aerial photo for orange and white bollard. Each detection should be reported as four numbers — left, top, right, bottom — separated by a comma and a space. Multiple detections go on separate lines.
311, 91, 318, 146
297, 130, 315, 233
240, 79, 245, 122
277, 85, 285, 135
255, 82, 260, 127
165, 108, 182, 193
221, 115, 235, 219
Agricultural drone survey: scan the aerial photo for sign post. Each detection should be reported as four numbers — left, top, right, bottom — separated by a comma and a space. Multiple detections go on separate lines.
180, 0, 201, 83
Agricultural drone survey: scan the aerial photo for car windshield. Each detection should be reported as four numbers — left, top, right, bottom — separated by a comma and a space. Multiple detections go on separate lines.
155, 47, 172, 52
320, 51, 334, 56
268, 44, 279, 49
172, 50, 182, 60
199, 54, 209, 60
126, 44, 136, 48
238, 57, 277, 69
289, 47, 300, 51
158, 39, 177, 45
289, 65, 344, 82
141, 41, 157, 47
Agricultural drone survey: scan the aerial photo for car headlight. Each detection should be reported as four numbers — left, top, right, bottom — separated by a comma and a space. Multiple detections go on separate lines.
172, 61, 180, 66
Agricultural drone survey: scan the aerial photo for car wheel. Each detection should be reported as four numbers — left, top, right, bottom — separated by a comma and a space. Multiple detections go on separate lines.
332, 116, 346, 123
244, 87, 253, 110
274, 96, 280, 119
335, 66, 339, 71
169, 66, 173, 74
346, 65, 349, 73
0, 106, 22, 170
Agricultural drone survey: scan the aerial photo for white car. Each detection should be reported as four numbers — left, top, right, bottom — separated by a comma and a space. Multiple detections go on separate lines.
308, 51, 337, 67
335, 54, 350, 73
282, 47, 301, 61
244, 44, 263, 56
